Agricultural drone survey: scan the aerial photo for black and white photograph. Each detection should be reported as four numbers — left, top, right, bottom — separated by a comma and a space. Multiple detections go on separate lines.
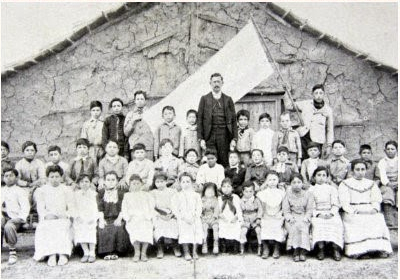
0, 1, 398, 278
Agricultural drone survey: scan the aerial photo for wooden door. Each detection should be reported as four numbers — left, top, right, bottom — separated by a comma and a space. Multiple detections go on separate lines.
235, 92, 284, 131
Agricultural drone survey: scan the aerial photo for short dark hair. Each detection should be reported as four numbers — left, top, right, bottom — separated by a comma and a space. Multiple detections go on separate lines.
22, 141, 37, 153
162, 106, 175, 115
205, 149, 217, 157
259, 113, 271, 122
312, 166, 329, 179
77, 174, 92, 183
359, 144, 372, 154
46, 165, 64, 177
201, 182, 218, 197
385, 140, 398, 150
76, 138, 90, 148
3, 167, 18, 177
186, 109, 197, 118
134, 90, 147, 100
312, 84, 324, 93
184, 148, 199, 158
290, 173, 303, 183
251, 149, 264, 157
131, 143, 146, 153
153, 171, 168, 182
129, 174, 143, 183
280, 112, 291, 119
332, 140, 346, 148
105, 139, 119, 148
351, 159, 367, 171
237, 109, 250, 121
266, 170, 279, 179
1, 141, 10, 152
228, 150, 240, 157
159, 138, 174, 149
242, 180, 255, 192
109, 97, 124, 108
277, 146, 289, 155
90, 100, 103, 111
221, 177, 232, 187
307, 142, 321, 151
48, 145, 61, 154
179, 172, 194, 182
105, 171, 119, 180
210, 73, 223, 81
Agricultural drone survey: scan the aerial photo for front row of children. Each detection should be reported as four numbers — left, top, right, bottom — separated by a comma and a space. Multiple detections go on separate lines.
2, 156, 393, 266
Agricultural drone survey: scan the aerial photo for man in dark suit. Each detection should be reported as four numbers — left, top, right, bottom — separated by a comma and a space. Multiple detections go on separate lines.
197, 73, 238, 167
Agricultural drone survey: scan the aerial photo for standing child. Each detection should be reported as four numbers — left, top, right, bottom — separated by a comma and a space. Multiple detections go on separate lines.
272, 146, 299, 189
154, 106, 182, 158
300, 142, 327, 186
1, 168, 30, 265
201, 182, 220, 255
236, 109, 254, 166
309, 166, 343, 261
45, 145, 71, 185
70, 138, 99, 187
257, 171, 286, 259
283, 173, 314, 262
81, 100, 104, 165
98, 140, 129, 189
151, 172, 181, 258
122, 174, 156, 262
239, 181, 262, 255
218, 178, 243, 254
125, 143, 155, 190
172, 172, 203, 261
1, 141, 14, 186
33, 165, 74, 266
97, 171, 131, 260
327, 140, 351, 187
252, 113, 275, 166
102, 97, 128, 159
178, 149, 200, 186
272, 112, 302, 168
244, 149, 270, 192
224, 151, 246, 196
179, 109, 201, 159
196, 149, 225, 191
72, 174, 100, 263
378, 140, 398, 226
154, 139, 181, 189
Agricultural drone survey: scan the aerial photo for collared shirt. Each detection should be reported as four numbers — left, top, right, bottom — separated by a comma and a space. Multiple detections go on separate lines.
272, 160, 299, 184
272, 128, 302, 159
252, 128, 275, 166
81, 117, 104, 146
125, 158, 155, 187
70, 156, 98, 182
1, 185, 30, 221
328, 156, 351, 184
245, 162, 270, 186
15, 158, 46, 185
98, 155, 128, 180
154, 121, 182, 156
1, 157, 14, 184
124, 106, 154, 151
154, 156, 181, 180
301, 158, 327, 183
179, 125, 200, 157
378, 156, 398, 186
178, 162, 199, 181
237, 127, 254, 153
196, 163, 225, 189
45, 161, 71, 183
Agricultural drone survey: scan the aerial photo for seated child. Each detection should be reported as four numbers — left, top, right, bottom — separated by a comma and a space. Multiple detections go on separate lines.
378, 140, 398, 226
218, 178, 243, 254
172, 172, 203, 261
98, 140, 129, 189
179, 109, 201, 159
1, 141, 15, 186
45, 145, 71, 185
154, 106, 182, 158
178, 149, 200, 187
196, 149, 225, 191
257, 171, 286, 259
309, 166, 343, 261
125, 143, 154, 190
33, 165, 74, 266
300, 142, 327, 186
327, 140, 351, 186
252, 113, 275, 166
154, 139, 181, 189
353, 144, 379, 182
122, 174, 156, 262
201, 182, 220, 255
236, 109, 254, 166
283, 173, 314, 262
244, 149, 270, 192
272, 146, 298, 189
102, 97, 128, 158
224, 151, 246, 196
81, 100, 104, 165
151, 172, 180, 258
240, 181, 262, 255
272, 112, 302, 168
97, 171, 131, 260
70, 138, 98, 187
1, 168, 30, 265
72, 174, 100, 263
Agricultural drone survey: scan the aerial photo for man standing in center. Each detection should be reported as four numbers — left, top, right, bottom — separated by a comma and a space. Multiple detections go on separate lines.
197, 73, 238, 167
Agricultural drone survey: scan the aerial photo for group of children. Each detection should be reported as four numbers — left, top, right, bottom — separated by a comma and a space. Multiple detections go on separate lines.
1, 93, 397, 267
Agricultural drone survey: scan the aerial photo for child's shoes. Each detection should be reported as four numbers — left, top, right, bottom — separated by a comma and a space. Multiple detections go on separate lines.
47, 255, 57, 267
272, 243, 280, 259
212, 240, 219, 255
8, 251, 17, 265
80, 255, 89, 263
261, 242, 269, 259
299, 249, 307, 262
240, 243, 245, 255
173, 245, 182, 257
88, 255, 96, 263
257, 244, 262, 256
202, 243, 208, 254
58, 254, 69, 266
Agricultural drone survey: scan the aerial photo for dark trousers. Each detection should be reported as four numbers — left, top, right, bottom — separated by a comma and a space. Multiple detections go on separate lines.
206, 127, 231, 167
301, 131, 323, 160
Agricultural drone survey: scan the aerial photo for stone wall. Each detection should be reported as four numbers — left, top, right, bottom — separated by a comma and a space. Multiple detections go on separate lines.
1, 2, 397, 161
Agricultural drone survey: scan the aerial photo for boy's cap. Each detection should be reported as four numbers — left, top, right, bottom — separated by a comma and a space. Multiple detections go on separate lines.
277, 146, 289, 154
307, 142, 320, 150
90, 100, 103, 110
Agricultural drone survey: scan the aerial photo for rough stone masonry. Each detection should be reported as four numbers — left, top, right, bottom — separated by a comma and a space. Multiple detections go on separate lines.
1, 2, 398, 161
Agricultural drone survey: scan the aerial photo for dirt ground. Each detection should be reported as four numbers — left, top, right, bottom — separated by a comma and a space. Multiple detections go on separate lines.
1, 231, 398, 279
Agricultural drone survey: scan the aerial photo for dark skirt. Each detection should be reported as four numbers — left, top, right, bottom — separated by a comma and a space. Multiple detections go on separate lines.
97, 220, 132, 255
